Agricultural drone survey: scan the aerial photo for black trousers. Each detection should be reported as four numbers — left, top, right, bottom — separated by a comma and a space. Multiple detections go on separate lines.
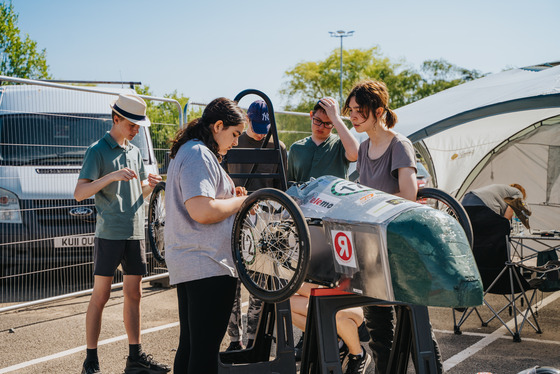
363, 305, 443, 374
174, 275, 238, 374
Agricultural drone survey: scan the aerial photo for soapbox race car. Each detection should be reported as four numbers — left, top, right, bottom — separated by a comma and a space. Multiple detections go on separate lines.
146, 90, 482, 374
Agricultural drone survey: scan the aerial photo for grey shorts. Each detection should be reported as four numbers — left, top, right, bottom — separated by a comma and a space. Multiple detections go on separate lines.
93, 238, 147, 276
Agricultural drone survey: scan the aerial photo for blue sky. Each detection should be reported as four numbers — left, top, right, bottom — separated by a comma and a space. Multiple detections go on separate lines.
12, 0, 560, 110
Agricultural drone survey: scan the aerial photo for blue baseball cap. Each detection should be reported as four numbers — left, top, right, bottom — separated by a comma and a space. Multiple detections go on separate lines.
247, 100, 270, 135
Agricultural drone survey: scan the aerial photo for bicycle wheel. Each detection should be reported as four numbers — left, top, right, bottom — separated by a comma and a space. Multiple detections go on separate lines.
416, 187, 473, 248
148, 181, 166, 263
231, 188, 311, 303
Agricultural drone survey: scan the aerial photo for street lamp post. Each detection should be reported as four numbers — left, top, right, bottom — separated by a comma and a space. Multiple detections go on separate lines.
329, 30, 354, 106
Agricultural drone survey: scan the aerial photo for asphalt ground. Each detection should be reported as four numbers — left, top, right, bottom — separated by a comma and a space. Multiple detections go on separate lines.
1, 281, 560, 374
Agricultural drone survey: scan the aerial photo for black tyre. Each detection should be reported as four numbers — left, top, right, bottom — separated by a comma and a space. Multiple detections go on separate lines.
231, 188, 311, 303
148, 181, 166, 263
416, 187, 473, 248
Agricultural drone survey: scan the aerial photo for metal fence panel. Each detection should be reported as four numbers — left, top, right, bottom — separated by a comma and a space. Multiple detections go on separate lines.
0, 77, 179, 311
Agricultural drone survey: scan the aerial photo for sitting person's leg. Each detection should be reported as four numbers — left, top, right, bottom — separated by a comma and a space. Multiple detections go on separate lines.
290, 282, 320, 331
336, 307, 364, 356
291, 283, 371, 373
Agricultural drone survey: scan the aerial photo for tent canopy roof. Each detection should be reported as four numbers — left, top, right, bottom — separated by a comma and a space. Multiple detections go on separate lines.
395, 62, 560, 143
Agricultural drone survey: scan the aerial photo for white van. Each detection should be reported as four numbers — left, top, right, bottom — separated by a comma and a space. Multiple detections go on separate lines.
0, 84, 158, 272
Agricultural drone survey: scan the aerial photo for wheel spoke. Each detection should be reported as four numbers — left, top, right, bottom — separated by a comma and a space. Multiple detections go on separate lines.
231, 189, 310, 303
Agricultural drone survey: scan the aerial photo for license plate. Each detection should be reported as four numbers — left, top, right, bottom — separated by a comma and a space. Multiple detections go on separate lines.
54, 235, 95, 248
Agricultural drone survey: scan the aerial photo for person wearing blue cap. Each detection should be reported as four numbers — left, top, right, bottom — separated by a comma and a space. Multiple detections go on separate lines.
224, 100, 288, 192
222, 100, 287, 351
287, 97, 359, 184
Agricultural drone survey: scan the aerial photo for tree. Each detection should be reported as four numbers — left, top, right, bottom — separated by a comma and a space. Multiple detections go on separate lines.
135, 85, 189, 168
414, 59, 484, 99
0, 2, 50, 79
280, 47, 421, 111
279, 48, 484, 111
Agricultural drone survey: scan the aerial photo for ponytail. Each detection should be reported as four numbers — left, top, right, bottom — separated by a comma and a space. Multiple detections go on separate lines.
384, 108, 398, 129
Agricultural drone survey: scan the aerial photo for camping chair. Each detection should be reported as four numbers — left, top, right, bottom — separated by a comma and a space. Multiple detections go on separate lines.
452, 205, 560, 342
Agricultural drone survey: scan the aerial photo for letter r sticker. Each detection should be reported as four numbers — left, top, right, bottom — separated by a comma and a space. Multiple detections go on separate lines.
331, 230, 357, 268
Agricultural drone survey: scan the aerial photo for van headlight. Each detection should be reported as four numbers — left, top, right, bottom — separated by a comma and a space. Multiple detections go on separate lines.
0, 188, 22, 224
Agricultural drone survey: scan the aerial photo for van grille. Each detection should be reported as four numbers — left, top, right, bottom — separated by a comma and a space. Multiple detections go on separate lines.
18, 199, 97, 238
32, 199, 96, 223
35, 168, 81, 174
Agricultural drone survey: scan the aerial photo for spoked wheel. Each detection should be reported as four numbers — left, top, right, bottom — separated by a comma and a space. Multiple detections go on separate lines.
148, 181, 166, 263
416, 187, 473, 248
231, 188, 311, 303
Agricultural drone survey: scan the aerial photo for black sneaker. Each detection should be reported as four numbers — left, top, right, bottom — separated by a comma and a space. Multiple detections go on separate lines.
226, 341, 243, 351
344, 349, 371, 374
124, 352, 171, 373
339, 341, 350, 371
81, 360, 101, 374
294, 334, 304, 362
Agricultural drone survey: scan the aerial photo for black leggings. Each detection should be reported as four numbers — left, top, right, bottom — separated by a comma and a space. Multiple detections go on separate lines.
174, 275, 238, 374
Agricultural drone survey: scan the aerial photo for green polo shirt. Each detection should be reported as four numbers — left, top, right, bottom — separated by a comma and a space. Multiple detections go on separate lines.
79, 132, 147, 240
287, 134, 349, 184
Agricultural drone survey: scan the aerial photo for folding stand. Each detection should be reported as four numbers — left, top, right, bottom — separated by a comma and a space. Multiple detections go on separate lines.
219, 300, 297, 373
301, 288, 438, 374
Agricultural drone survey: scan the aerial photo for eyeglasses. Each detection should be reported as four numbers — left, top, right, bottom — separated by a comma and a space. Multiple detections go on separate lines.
312, 117, 334, 129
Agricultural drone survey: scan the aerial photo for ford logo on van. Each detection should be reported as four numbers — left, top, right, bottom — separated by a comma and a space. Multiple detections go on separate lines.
69, 207, 94, 217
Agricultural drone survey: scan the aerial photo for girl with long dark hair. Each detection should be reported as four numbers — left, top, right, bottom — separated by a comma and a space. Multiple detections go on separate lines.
164, 97, 248, 374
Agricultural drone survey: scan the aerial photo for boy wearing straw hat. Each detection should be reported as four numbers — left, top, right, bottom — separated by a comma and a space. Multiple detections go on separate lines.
74, 94, 169, 374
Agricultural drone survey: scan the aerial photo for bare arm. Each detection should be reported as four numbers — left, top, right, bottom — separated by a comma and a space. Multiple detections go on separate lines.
504, 206, 514, 220
395, 167, 418, 202
74, 167, 138, 202
319, 97, 359, 162
141, 173, 163, 199
185, 194, 247, 225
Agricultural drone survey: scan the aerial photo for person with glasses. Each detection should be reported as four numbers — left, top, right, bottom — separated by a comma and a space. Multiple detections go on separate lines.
287, 98, 370, 373
286, 97, 359, 184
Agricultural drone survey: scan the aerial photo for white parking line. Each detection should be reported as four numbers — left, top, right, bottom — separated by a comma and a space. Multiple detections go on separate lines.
435, 328, 560, 345
0, 322, 179, 373
442, 291, 560, 371
2, 295, 559, 373
0, 301, 252, 373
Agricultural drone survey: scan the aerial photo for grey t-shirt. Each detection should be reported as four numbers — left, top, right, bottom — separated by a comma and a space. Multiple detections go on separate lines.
356, 133, 416, 194
164, 139, 237, 285
462, 184, 523, 216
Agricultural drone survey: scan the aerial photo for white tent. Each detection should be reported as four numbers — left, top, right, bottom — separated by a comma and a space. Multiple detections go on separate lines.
392, 62, 560, 231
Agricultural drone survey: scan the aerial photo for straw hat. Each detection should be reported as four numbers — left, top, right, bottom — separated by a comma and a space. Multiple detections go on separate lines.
110, 94, 151, 127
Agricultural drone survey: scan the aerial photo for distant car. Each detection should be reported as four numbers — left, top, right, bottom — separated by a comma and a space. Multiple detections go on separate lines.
416, 161, 432, 189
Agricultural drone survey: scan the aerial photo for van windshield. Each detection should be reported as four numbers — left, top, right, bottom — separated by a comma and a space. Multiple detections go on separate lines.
0, 113, 150, 166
